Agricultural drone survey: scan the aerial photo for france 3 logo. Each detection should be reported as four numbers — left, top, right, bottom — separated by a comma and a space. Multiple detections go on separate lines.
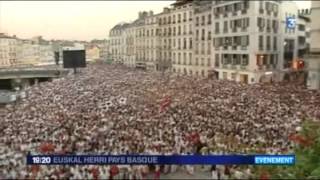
286, 17, 296, 29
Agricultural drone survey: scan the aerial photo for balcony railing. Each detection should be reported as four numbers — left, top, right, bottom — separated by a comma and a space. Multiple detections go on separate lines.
240, 65, 247, 70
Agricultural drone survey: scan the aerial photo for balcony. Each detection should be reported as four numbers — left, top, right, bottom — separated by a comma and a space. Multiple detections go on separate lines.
232, 45, 237, 50
232, 28, 237, 33
241, 10, 247, 14
267, 27, 271, 33
231, 65, 237, 69
241, 46, 248, 50
240, 65, 247, 70
233, 12, 237, 16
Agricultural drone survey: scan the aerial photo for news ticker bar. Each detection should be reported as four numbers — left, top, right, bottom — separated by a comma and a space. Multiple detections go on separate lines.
27, 155, 295, 165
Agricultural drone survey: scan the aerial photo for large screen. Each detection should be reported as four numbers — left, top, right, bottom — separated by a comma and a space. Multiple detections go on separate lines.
63, 50, 86, 68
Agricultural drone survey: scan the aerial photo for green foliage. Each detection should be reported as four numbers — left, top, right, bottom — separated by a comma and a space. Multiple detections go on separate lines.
256, 121, 320, 179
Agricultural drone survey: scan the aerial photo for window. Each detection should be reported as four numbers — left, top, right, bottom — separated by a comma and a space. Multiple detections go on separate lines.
267, 36, 271, 50
266, 19, 271, 32
189, 53, 192, 65
201, 29, 205, 40
215, 54, 220, 67
196, 17, 199, 26
223, 21, 228, 33
231, 73, 236, 80
202, 16, 205, 25
298, 24, 305, 31
196, 29, 199, 40
223, 72, 228, 79
207, 58, 211, 66
259, 1, 264, 14
189, 38, 193, 49
208, 14, 212, 25
272, 20, 278, 33
259, 35, 263, 50
242, 54, 249, 65
215, 22, 220, 34
273, 36, 277, 51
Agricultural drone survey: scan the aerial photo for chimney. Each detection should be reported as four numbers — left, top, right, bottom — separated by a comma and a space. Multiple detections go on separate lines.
138, 11, 143, 19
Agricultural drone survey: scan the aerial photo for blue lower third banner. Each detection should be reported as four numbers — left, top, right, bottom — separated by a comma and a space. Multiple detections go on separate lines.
26, 155, 295, 165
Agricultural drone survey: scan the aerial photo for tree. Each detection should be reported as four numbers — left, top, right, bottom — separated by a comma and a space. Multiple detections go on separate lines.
256, 120, 320, 179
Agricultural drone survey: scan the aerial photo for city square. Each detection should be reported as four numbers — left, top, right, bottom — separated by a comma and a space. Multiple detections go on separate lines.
0, 0, 320, 179
0, 64, 319, 179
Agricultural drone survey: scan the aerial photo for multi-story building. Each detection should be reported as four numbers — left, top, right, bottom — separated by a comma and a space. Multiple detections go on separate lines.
0, 33, 18, 67
297, 13, 311, 58
307, 1, 320, 90
192, 1, 213, 77
143, 11, 159, 70
213, 1, 282, 83
17, 36, 54, 66
86, 45, 101, 62
91, 39, 110, 61
169, 2, 195, 75
18, 39, 40, 65
109, 23, 130, 64
109, 0, 303, 84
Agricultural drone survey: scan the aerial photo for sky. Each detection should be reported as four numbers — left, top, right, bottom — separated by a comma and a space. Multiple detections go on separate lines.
0, 1, 311, 41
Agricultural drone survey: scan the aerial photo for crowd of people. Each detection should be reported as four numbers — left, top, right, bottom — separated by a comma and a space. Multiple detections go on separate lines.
0, 64, 319, 179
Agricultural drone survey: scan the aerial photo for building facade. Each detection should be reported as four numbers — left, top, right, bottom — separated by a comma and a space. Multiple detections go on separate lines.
307, 1, 320, 90
109, 0, 304, 84
0, 33, 18, 67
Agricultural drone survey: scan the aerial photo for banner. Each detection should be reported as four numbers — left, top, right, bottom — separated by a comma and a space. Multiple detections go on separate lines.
26, 155, 295, 165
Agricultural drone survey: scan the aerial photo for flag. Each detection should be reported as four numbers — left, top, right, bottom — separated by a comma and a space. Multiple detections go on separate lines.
289, 133, 313, 147
90, 167, 99, 180
159, 96, 171, 113
259, 171, 270, 180
38, 142, 55, 153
